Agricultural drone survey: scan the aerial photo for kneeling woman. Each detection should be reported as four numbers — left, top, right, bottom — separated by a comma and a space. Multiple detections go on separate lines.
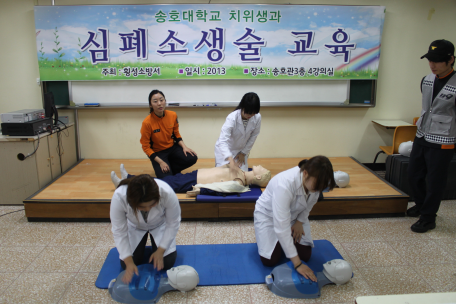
254, 156, 335, 282
110, 174, 181, 283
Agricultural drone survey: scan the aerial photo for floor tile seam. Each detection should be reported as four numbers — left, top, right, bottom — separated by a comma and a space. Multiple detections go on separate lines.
401, 262, 439, 293
20, 245, 48, 274
337, 242, 361, 270
93, 224, 112, 247
384, 239, 451, 265
0, 224, 22, 245
0, 272, 22, 300
426, 239, 456, 262
56, 272, 78, 304
354, 265, 410, 295
74, 245, 98, 274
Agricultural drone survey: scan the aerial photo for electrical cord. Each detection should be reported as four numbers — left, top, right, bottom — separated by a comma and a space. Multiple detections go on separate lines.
17, 130, 41, 161
0, 209, 24, 218
55, 120, 69, 157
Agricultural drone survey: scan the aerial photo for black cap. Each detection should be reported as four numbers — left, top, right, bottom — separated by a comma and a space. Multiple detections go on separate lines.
421, 39, 455, 62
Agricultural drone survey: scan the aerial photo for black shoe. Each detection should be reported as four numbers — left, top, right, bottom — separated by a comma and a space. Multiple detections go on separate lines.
406, 205, 420, 217
411, 219, 436, 233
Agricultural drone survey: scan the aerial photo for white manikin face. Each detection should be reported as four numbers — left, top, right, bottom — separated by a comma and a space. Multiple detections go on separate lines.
167, 265, 199, 292
334, 171, 350, 188
322, 259, 353, 285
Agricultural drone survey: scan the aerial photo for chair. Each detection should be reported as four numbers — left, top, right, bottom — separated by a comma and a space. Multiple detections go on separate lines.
373, 125, 417, 163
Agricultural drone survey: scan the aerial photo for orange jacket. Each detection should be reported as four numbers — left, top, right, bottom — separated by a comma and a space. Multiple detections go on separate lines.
140, 110, 182, 159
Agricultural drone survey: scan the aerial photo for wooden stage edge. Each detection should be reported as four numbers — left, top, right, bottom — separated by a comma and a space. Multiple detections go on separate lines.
24, 157, 409, 221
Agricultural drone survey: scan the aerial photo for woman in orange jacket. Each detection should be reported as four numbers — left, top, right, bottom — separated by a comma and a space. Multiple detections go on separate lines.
140, 90, 198, 179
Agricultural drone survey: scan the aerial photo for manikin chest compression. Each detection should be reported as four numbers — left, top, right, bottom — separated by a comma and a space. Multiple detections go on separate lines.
108, 265, 199, 303
266, 259, 353, 299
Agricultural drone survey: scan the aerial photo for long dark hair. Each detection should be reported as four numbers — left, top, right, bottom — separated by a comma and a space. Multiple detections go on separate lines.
234, 92, 260, 114
298, 156, 336, 192
117, 174, 160, 214
148, 89, 166, 114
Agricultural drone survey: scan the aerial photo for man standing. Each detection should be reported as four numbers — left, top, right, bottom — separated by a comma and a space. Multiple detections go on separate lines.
407, 39, 455, 233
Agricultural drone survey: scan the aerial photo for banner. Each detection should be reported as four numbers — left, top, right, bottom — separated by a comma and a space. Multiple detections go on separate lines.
34, 5, 385, 81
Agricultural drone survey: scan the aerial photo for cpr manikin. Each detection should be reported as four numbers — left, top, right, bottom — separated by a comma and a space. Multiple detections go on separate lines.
110, 163, 271, 195
266, 259, 352, 299
333, 171, 350, 188
398, 141, 413, 157
109, 264, 199, 303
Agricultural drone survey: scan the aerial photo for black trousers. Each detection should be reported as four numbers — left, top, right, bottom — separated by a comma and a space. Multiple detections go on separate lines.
260, 241, 312, 267
151, 143, 198, 179
120, 232, 177, 271
408, 141, 454, 222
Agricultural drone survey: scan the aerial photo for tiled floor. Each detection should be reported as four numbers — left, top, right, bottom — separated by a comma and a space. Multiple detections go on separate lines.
0, 202, 455, 304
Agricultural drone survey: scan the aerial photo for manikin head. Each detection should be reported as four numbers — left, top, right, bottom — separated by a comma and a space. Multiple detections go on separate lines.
167, 265, 199, 291
398, 141, 413, 157
148, 89, 166, 116
333, 171, 350, 188
421, 39, 455, 77
249, 165, 271, 187
235, 92, 260, 120
322, 259, 353, 285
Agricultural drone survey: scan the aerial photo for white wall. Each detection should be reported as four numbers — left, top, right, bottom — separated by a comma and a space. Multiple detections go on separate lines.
1, 0, 455, 163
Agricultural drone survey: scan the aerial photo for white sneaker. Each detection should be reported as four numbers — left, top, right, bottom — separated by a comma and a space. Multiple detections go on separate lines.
120, 164, 128, 180
111, 171, 121, 188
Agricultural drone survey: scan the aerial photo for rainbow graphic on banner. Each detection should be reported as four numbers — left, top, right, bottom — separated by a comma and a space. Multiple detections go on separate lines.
336, 45, 380, 71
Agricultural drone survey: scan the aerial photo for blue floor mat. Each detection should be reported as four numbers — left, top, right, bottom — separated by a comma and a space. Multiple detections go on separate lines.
96, 240, 342, 289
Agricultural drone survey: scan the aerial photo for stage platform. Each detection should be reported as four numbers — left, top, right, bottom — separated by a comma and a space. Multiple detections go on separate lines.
24, 157, 409, 221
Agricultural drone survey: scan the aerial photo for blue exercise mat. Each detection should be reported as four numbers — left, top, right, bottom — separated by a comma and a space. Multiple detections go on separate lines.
96, 240, 342, 289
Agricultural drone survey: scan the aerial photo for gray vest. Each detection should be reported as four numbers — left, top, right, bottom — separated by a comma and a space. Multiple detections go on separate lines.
416, 73, 456, 145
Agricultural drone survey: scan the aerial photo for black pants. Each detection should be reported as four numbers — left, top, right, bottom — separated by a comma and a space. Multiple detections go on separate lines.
151, 143, 198, 179
408, 141, 454, 222
120, 232, 177, 271
260, 241, 312, 267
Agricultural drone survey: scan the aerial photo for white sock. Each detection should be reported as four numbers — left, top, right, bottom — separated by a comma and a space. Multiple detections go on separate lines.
111, 171, 121, 188
120, 164, 128, 180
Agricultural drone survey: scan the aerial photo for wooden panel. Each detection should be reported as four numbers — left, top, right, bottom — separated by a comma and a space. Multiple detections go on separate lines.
310, 198, 408, 216
0, 141, 40, 205
47, 133, 61, 180
219, 203, 255, 218
59, 125, 77, 173
180, 203, 218, 218
35, 136, 52, 189
24, 202, 110, 218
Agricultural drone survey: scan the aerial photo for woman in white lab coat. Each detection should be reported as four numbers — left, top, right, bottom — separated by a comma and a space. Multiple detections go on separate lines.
110, 174, 181, 283
254, 156, 336, 282
214, 92, 261, 171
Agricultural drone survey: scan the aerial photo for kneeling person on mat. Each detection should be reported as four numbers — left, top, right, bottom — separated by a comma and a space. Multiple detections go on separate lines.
110, 174, 181, 284
254, 156, 336, 282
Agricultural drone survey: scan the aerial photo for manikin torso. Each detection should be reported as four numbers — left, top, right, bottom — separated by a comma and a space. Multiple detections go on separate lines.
196, 165, 245, 185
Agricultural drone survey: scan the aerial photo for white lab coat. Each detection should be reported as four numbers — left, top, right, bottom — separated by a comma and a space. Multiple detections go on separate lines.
214, 109, 261, 171
254, 167, 319, 260
110, 179, 181, 261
